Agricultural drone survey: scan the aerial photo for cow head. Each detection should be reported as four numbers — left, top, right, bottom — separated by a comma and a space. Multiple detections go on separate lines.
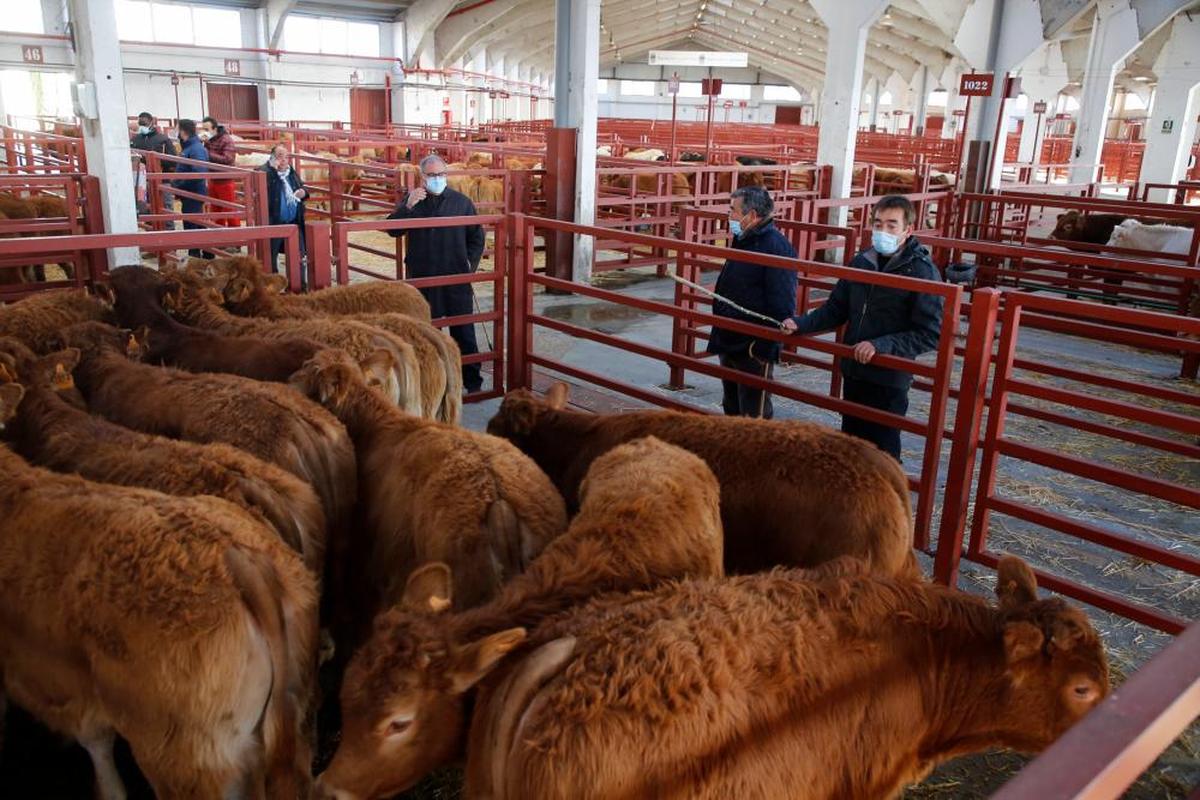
485, 383, 568, 440
53, 322, 142, 362
992, 556, 1109, 751
1051, 211, 1083, 241
317, 564, 525, 800
0, 381, 24, 431
107, 266, 176, 328
290, 348, 398, 409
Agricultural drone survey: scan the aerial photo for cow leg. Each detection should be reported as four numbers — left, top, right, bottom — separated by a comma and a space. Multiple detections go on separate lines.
80, 729, 127, 800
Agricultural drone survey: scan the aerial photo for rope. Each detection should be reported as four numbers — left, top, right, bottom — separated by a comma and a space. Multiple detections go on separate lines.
668, 272, 785, 326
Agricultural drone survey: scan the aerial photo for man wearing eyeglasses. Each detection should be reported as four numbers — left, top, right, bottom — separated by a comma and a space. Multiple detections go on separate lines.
388, 154, 486, 394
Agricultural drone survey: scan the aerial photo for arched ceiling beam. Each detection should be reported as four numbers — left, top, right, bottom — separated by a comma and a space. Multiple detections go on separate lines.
437, 0, 534, 66
403, 0, 461, 66
265, 0, 298, 50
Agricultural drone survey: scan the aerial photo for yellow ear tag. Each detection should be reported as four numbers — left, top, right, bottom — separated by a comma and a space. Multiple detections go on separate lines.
52, 363, 74, 390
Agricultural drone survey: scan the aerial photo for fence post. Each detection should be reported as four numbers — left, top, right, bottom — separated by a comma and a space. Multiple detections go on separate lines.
306, 221, 332, 291
668, 209, 694, 389
933, 288, 1001, 586
80, 176, 107, 285
506, 212, 530, 390
251, 170, 271, 266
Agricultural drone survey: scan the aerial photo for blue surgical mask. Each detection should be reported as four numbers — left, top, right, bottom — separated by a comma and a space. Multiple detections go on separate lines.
426, 176, 447, 195
728, 219, 742, 238
872, 230, 902, 256
137, 125, 151, 135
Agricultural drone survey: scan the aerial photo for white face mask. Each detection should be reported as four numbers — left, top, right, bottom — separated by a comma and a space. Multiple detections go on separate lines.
198, 130, 212, 141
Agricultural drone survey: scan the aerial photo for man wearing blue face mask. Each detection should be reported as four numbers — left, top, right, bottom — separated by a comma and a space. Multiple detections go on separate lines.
706, 186, 798, 419
780, 195, 943, 461
387, 154, 486, 393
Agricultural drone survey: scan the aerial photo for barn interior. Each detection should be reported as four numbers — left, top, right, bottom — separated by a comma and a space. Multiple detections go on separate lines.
0, 0, 1198, 797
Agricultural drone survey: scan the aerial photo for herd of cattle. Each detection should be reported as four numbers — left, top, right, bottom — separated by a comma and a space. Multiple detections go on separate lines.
0, 258, 1112, 798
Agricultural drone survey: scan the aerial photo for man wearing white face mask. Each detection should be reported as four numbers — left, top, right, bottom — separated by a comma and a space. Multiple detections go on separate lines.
387, 154, 486, 393
781, 195, 943, 461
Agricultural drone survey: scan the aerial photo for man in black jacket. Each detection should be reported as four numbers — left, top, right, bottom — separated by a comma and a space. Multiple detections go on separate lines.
706, 186, 798, 419
782, 195, 943, 461
387, 154, 486, 393
260, 144, 309, 282
129, 111, 177, 217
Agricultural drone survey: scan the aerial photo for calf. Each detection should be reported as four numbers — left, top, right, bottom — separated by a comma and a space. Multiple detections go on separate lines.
204, 259, 459, 423
1106, 218, 1193, 254
0, 337, 325, 570
55, 321, 356, 543
316, 436, 724, 800
0, 391, 317, 798
288, 348, 565, 642
107, 265, 326, 383
0, 288, 113, 352
1050, 210, 1195, 246
467, 557, 1108, 800
488, 384, 915, 577
202, 256, 430, 320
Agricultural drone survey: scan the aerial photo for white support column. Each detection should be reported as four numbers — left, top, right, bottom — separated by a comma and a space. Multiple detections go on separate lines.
1140, 13, 1200, 186
1070, 1, 1140, 183
41, 0, 67, 35
811, 0, 889, 220
554, 0, 599, 282
68, 0, 137, 265
867, 77, 881, 130
914, 65, 930, 134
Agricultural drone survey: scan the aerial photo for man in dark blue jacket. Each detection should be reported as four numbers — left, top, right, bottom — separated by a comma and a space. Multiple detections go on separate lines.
387, 154, 486, 393
260, 144, 308, 281
782, 195, 943, 461
706, 186, 798, 419
172, 119, 209, 258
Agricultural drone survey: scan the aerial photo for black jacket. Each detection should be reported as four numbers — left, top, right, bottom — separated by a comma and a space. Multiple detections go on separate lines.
260, 163, 306, 227
130, 127, 177, 172
789, 235, 944, 388
706, 219, 798, 361
386, 188, 485, 276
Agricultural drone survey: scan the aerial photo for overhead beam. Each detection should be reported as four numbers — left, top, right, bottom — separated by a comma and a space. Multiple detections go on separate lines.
437, 0, 530, 66
403, 0, 460, 67
265, 0, 297, 50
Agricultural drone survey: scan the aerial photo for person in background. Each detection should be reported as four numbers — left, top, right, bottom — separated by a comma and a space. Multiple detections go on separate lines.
781, 195, 943, 462
260, 144, 308, 282
706, 185, 798, 419
200, 116, 238, 227
172, 118, 209, 259
129, 111, 176, 218
386, 154, 486, 394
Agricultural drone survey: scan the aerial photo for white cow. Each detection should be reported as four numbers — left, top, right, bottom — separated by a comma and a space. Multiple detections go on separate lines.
1106, 219, 1193, 254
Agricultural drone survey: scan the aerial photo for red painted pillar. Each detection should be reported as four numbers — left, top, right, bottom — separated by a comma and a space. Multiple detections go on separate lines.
544, 127, 577, 281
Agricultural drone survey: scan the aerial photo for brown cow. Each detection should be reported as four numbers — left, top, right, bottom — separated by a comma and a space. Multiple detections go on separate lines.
0, 288, 113, 353
466, 556, 1108, 800
0, 391, 317, 798
316, 435, 725, 800
197, 257, 458, 422
0, 337, 325, 570
1050, 210, 1196, 245
487, 384, 915, 577
55, 321, 356, 542
107, 266, 327, 383
287, 348, 565, 642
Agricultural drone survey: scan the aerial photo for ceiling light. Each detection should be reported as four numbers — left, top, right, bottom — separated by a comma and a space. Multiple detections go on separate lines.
1133, 75, 1150, 81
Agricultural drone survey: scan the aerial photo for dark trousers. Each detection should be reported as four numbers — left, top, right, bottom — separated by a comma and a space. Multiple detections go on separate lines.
270, 225, 307, 287
841, 376, 909, 461
421, 284, 482, 393
180, 196, 208, 258
719, 350, 774, 419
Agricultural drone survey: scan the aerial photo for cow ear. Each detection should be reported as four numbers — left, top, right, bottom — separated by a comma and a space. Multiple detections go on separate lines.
93, 283, 115, 308
360, 349, 396, 387
1048, 615, 1087, 654
264, 273, 289, 294
402, 562, 453, 613
1003, 621, 1044, 666
227, 279, 254, 304
448, 628, 527, 693
0, 382, 25, 422
996, 555, 1039, 610
160, 280, 184, 311
546, 382, 569, 410
124, 328, 149, 360
37, 349, 80, 389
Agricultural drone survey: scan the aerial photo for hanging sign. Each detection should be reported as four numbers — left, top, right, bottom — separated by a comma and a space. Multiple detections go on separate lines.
1033, 101, 1048, 114
701, 78, 723, 96
723, 100, 733, 109
21, 45, 44, 64
1162, 119, 1175, 134
959, 73, 995, 97
667, 75, 680, 95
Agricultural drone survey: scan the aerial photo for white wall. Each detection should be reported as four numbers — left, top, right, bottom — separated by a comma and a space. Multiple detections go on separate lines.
595, 64, 805, 124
